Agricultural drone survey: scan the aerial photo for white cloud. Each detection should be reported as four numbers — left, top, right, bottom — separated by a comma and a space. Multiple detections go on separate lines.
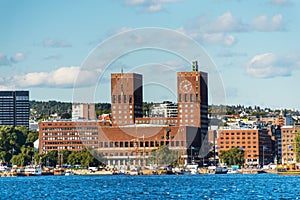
125, 0, 182, 12
42, 39, 72, 48
252, 14, 284, 31
180, 12, 285, 46
10, 52, 25, 63
270, 0, 292, 6
10, 66, 99, 88
147, 4, 162, 12
210, 12, 246, 33
0, 52, 10, 66
246, 53, 300, 78
0, 51, 25, 65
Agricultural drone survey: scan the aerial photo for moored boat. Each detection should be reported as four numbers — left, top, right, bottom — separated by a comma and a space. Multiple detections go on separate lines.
24, 165, 42, 176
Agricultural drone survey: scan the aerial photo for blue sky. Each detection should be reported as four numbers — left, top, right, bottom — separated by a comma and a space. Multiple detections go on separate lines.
0, 0, 299, 110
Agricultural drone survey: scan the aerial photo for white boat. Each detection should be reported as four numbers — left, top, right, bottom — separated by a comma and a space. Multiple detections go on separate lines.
215, 166, 228, 174
65, 169, 75, 176
186, 164, 199, 175
25, 165, 42, 176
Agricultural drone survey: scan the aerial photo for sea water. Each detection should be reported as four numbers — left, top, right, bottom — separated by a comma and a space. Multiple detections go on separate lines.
1, 174, 300, 199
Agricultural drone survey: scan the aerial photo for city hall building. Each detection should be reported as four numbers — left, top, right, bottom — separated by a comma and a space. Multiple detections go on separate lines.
39, 62, 209, 166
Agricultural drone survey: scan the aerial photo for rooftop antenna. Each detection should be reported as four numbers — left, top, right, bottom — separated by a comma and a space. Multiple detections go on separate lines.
121, 67, 124, 74
192, 61, 198, 71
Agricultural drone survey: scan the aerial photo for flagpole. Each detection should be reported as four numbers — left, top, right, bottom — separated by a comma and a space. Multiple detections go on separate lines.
263, 145, 265, 167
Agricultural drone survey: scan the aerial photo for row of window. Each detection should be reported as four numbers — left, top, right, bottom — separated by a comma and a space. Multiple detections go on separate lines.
112, 95, 133, 104
99, 140, 186, 148
219, 136, 257, 140
178, 94, 199, 103
220, 141, 257, 145
43, 132, 98, 136
221, 132, 257, 136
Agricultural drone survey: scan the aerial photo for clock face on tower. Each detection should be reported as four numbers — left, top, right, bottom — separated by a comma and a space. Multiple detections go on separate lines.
180, 80, 192, 93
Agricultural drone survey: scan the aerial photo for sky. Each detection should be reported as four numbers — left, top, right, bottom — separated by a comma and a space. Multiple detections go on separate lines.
0, 0, 299, 110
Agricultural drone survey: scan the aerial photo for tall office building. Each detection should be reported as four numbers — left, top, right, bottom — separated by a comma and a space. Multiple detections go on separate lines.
177, 61, 208, 130
111, 73, 143, 126
0, 91, 29, 128
72, 103, 96, 121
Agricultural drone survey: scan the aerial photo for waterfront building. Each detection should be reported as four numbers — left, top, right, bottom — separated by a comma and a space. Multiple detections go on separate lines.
217, 128, 273, 166
111, 73, 143, 126
270, 125, 282, 164
281, 124, 300, 164
39, 62, 209, 167
177, 61, 208, 130
0, 91, 29, 128
38, 121, 202, 166
150, 101, 178, 118
285, 114, 294, 126
72, 103, 96, 121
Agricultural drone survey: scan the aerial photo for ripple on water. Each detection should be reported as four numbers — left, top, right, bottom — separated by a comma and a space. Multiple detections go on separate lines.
1, 174, 300, 199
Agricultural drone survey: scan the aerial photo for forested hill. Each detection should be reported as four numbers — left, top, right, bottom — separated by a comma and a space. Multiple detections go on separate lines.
29, 100, 111, 120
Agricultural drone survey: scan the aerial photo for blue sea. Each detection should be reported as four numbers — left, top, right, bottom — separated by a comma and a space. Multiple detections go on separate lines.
1, 174, 300, 199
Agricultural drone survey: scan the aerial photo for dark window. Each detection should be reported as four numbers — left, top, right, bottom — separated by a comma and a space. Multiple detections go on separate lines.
129, 95, 132, 104
120, 142, 123, 147
140, 141, 144, 147
184, 94, 188, 102
179, 94, 182, 102
118, 95, 121, 103
112, 95, 116, 103
190, 94, 193, 102
195, 94, 198, 102
123, 95, 126, 103
150, 141, 154, 147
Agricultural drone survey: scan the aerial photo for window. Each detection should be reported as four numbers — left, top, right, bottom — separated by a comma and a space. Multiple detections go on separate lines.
112, 95, 116, 103
179, 94, 182, 102
118, 95, 121, 103
190, 94, 193, 102
195, 94, 198, 102
150, 141, 154, 147
184, 94, 188, 102
129, 95, 132, 104
123, 95, 126, 103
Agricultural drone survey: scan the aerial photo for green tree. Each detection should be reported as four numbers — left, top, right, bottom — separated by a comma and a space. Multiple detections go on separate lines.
46, 150, 58, 166
147, 146, 179, 166
219, 147, 244, 167
0, 126, 27, 163
25, 131, 39, 145
68, 151, 80, 166
10, 146, 35, 166
295, 131, 300, 163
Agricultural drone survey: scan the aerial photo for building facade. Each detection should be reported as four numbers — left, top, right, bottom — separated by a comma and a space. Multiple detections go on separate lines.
177, 61, 208, 132
150, 101, 178, 118
72, 103, 96, 121
111, 73, 143, 126
281, 124, 300, 164
39, 121, 202, 166
0, 91, 29, 128
39, 62, 209, 167
217, 128, 273, 166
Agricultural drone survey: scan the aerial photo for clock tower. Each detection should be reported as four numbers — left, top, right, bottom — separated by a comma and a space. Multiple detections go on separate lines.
177, 61, 208, 130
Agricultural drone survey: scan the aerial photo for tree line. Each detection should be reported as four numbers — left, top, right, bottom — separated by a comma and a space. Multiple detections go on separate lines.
0, 125, 104, 167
